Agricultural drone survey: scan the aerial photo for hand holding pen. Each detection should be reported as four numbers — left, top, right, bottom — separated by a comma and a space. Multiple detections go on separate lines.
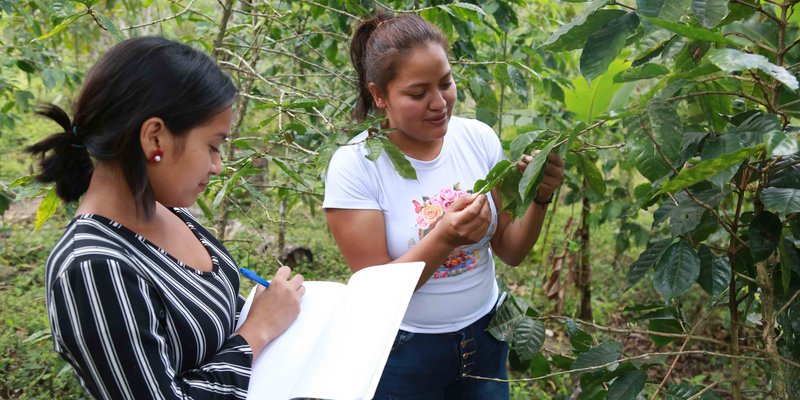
236, 265, 305, 359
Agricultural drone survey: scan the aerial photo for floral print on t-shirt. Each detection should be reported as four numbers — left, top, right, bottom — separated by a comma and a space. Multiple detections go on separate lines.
409, 183, 480, 279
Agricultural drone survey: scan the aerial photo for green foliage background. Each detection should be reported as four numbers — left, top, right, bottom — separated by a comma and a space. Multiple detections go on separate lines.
1, 0, 799, 399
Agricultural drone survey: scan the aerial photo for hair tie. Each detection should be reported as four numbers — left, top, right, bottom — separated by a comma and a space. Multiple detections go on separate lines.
69, 124, 85, 149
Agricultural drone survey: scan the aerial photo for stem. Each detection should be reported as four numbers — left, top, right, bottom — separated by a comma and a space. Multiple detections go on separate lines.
726, 166, 751, 400
669, 90, 771, 110
651, 306, 725, 399
462, 350, 768, 383
498, 31, 507, 139
212, 0, 235, 60
577, 184, 592, 321
215, 9, 270, 238
755, 261, 788, 399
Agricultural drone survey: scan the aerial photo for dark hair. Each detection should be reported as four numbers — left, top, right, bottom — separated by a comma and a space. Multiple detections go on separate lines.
27, 36, 237, 218
349, 12, 448, 121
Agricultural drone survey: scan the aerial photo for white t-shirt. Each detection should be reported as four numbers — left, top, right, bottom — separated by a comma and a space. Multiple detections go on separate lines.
323, 116, 506, 333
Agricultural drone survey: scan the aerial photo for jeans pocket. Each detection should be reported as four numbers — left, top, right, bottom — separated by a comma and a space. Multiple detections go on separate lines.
390, 330, 415, 352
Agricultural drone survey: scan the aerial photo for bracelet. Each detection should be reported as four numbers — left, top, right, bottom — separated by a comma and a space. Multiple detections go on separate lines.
533, 193, 554, 206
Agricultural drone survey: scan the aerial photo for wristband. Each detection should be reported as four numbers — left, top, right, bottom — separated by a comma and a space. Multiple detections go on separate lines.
533, 193, 554, 207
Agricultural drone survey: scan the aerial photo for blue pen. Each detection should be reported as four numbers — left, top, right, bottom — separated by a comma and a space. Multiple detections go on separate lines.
239, 267, 271, 288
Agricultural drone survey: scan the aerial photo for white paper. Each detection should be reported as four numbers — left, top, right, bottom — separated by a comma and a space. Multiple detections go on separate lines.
239, 262, 425, 400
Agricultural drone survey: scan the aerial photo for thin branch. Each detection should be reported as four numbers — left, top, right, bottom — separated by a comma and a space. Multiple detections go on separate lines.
462, 350, 767, 383
297, 0, 359, 19
695, 74, 757, 85
651, 305, 723, 399
223, 42, 354, 87
536, 316, 729, 347
669, 91, 770, 109
687, 382, 720, 400
730, 0, 781, 23
576, 138, 625, 151
372, 0, 438, 13
723, 32, 778, 54
735, 271, 758, 284
611, 1, 636, 11
777, 287, 800, 317
784, 36, 800, 55
121, 0, 197, 30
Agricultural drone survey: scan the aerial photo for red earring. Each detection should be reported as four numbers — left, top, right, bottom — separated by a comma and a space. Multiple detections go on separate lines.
149, 150, 164, 163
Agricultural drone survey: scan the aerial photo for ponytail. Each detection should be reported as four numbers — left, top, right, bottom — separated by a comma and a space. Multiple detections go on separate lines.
350, 12, 392, 121
348, 12, 448, 122
26, 104, 93, 202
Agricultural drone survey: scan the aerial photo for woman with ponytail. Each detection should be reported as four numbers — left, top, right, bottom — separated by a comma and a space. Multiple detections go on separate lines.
27, 37, 304, 399
324, 12, 565, 399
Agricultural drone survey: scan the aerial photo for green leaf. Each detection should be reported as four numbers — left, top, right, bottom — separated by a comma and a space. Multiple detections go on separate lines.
697, 245, 731, 298
626, 239, 671, 289
529, 352, 552, 378
778, 236, 796, 293
580, 12, 640, 83
576, 153, 606, 195
760, 187, 800, 216
475, 160, 513, 194
607, 370, 647, 400
654, 240, 701, 301
382, 140, 417, 180
35, 187, 60, 231
571, 341, 622, 373
633, 99, 683, 181
649, 317, 684, 346
32, 11, 87, 42
41, 68, 66, 89
666, 383, 723, 399
518, 135, 562, 200
509, 131, 544, 160
764, 131, 799, 157
273, 158, 310, 189
637, 0, 691, 22
640, 16, 736, 45
364, 138, 383, 162
708, 49, 799, 91
669, 202, 706, 236
614, 63, 670, 82
691, 0, 730, 28
565, 59, 629, 123
93, 12, 124, 41
659, 146, 761, 193
507, 64, 528, 103
0, 187, 12, 216
487, 295, 528, 342
542, 8, 625, 51
512, 318, 545, 362
779, 235, 800, 279
450, 2, 486, 16
13, 90, 34, 113
701, 134, 743, 187
567, 320, 594, 352
212, 161, 250, 208
749, 211, 782, 262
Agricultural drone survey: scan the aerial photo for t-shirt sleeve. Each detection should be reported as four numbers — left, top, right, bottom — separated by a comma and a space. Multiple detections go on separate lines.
50, 257, 252, 399
484, 122, 506, 166
323, 144, 381, 210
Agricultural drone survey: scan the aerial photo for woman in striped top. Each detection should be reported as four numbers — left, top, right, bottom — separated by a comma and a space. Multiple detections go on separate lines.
27, 37, 305, 399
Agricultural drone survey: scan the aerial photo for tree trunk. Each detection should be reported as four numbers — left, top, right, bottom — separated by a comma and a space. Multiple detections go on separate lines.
755, 261, 788, 399
577, 189, 592, 321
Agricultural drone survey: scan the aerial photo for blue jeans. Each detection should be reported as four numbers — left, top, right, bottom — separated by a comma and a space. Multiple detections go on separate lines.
373, 310, 509, 400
